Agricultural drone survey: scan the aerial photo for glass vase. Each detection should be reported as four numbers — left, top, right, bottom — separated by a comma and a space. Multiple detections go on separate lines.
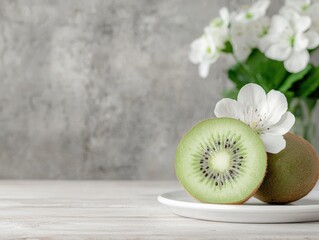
289, 98, 318, 146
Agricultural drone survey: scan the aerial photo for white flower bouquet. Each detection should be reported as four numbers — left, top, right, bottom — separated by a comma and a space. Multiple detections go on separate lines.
189, 0, 319, 142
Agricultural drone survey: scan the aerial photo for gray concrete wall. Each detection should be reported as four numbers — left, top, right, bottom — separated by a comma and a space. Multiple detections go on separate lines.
0, 0, 318, 179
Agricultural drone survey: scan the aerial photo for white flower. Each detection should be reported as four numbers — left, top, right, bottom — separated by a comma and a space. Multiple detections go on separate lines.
306, 1, 319, 41
189, 35, 219, 78
283, 0, 319, 49
285, 0, 312, 12
214, 83, 295, 154
189, 8, 230, 78
260, 9, 311, 73
231, 17, 270, 61
234, 0, 271, 23
230, 0, 271, 61
285, 0, 311, 11
204, 7, 230, 49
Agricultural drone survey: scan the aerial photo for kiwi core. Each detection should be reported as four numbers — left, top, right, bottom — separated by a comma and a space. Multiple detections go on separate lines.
211, 151, 232, 171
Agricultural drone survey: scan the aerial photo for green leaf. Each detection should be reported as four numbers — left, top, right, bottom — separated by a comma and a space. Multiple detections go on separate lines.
228, 64, 252, 89
228, 49, 288, 92
298, 66, 319, 97
279, 64, 312, 92
244, 49, 287, 91
310, 88, 319, 98
221, 41, 233, 53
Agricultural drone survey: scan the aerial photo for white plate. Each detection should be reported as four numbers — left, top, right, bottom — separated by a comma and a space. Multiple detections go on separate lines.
158, 189, 319, 223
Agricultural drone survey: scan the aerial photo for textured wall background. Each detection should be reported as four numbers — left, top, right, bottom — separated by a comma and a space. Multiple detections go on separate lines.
0, 0, 318, 179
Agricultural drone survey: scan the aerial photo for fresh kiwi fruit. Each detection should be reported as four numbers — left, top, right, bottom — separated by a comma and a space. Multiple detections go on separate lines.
176, 118, 267, 204
255, 132, 319, 204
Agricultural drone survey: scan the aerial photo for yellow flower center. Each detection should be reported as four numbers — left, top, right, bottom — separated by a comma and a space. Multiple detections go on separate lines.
251, 121, 258, 129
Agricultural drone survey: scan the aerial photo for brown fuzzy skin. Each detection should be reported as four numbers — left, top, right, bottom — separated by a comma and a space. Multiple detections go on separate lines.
255, 132, 319, 204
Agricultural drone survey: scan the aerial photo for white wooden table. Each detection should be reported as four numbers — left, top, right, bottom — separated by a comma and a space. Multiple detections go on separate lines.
0, 181, 318, 239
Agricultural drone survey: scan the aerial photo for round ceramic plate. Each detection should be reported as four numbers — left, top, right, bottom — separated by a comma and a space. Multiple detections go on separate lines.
158, 189, 319, 223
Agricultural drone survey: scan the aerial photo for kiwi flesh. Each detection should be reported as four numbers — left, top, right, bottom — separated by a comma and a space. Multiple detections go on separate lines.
255, 132, 319, 204
176, 118, 267, 204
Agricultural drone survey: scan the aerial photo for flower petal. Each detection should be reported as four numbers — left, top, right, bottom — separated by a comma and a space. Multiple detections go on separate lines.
265, 112, 295, 135
189, 38, 206, 64
199, 62, 210, 78
258, 38, 269, 53
219, 7, 229, 24
280, 8, 311, 32
265, 90, 288, 125
260, 134, 286, 153
233, 43, 252, 61
265, 40, 291, 61
285, 0, 311, 11
294, 32, 309, 52
269, 15, 290, 34
250, 0, 271, 19
284, 49, 310, 73
294, 15, 311, 33
214, 98, 241, 119
250, 0, 271, 13
305, 30, 319, 49
234, 0, 270, 23
237, 83, 267, 108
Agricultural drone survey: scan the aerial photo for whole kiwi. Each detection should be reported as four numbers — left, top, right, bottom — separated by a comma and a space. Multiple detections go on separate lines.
255, 132, 319, 204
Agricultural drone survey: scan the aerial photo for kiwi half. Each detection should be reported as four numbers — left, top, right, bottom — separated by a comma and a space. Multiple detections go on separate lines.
176, 118, 267, 204
255, 132, 319, 204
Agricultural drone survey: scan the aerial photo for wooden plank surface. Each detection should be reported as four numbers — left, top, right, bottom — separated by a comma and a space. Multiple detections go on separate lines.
0, 181, 318, 239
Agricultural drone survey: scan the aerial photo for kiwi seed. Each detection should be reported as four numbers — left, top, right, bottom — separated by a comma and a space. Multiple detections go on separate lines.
192, 134, 247, 188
